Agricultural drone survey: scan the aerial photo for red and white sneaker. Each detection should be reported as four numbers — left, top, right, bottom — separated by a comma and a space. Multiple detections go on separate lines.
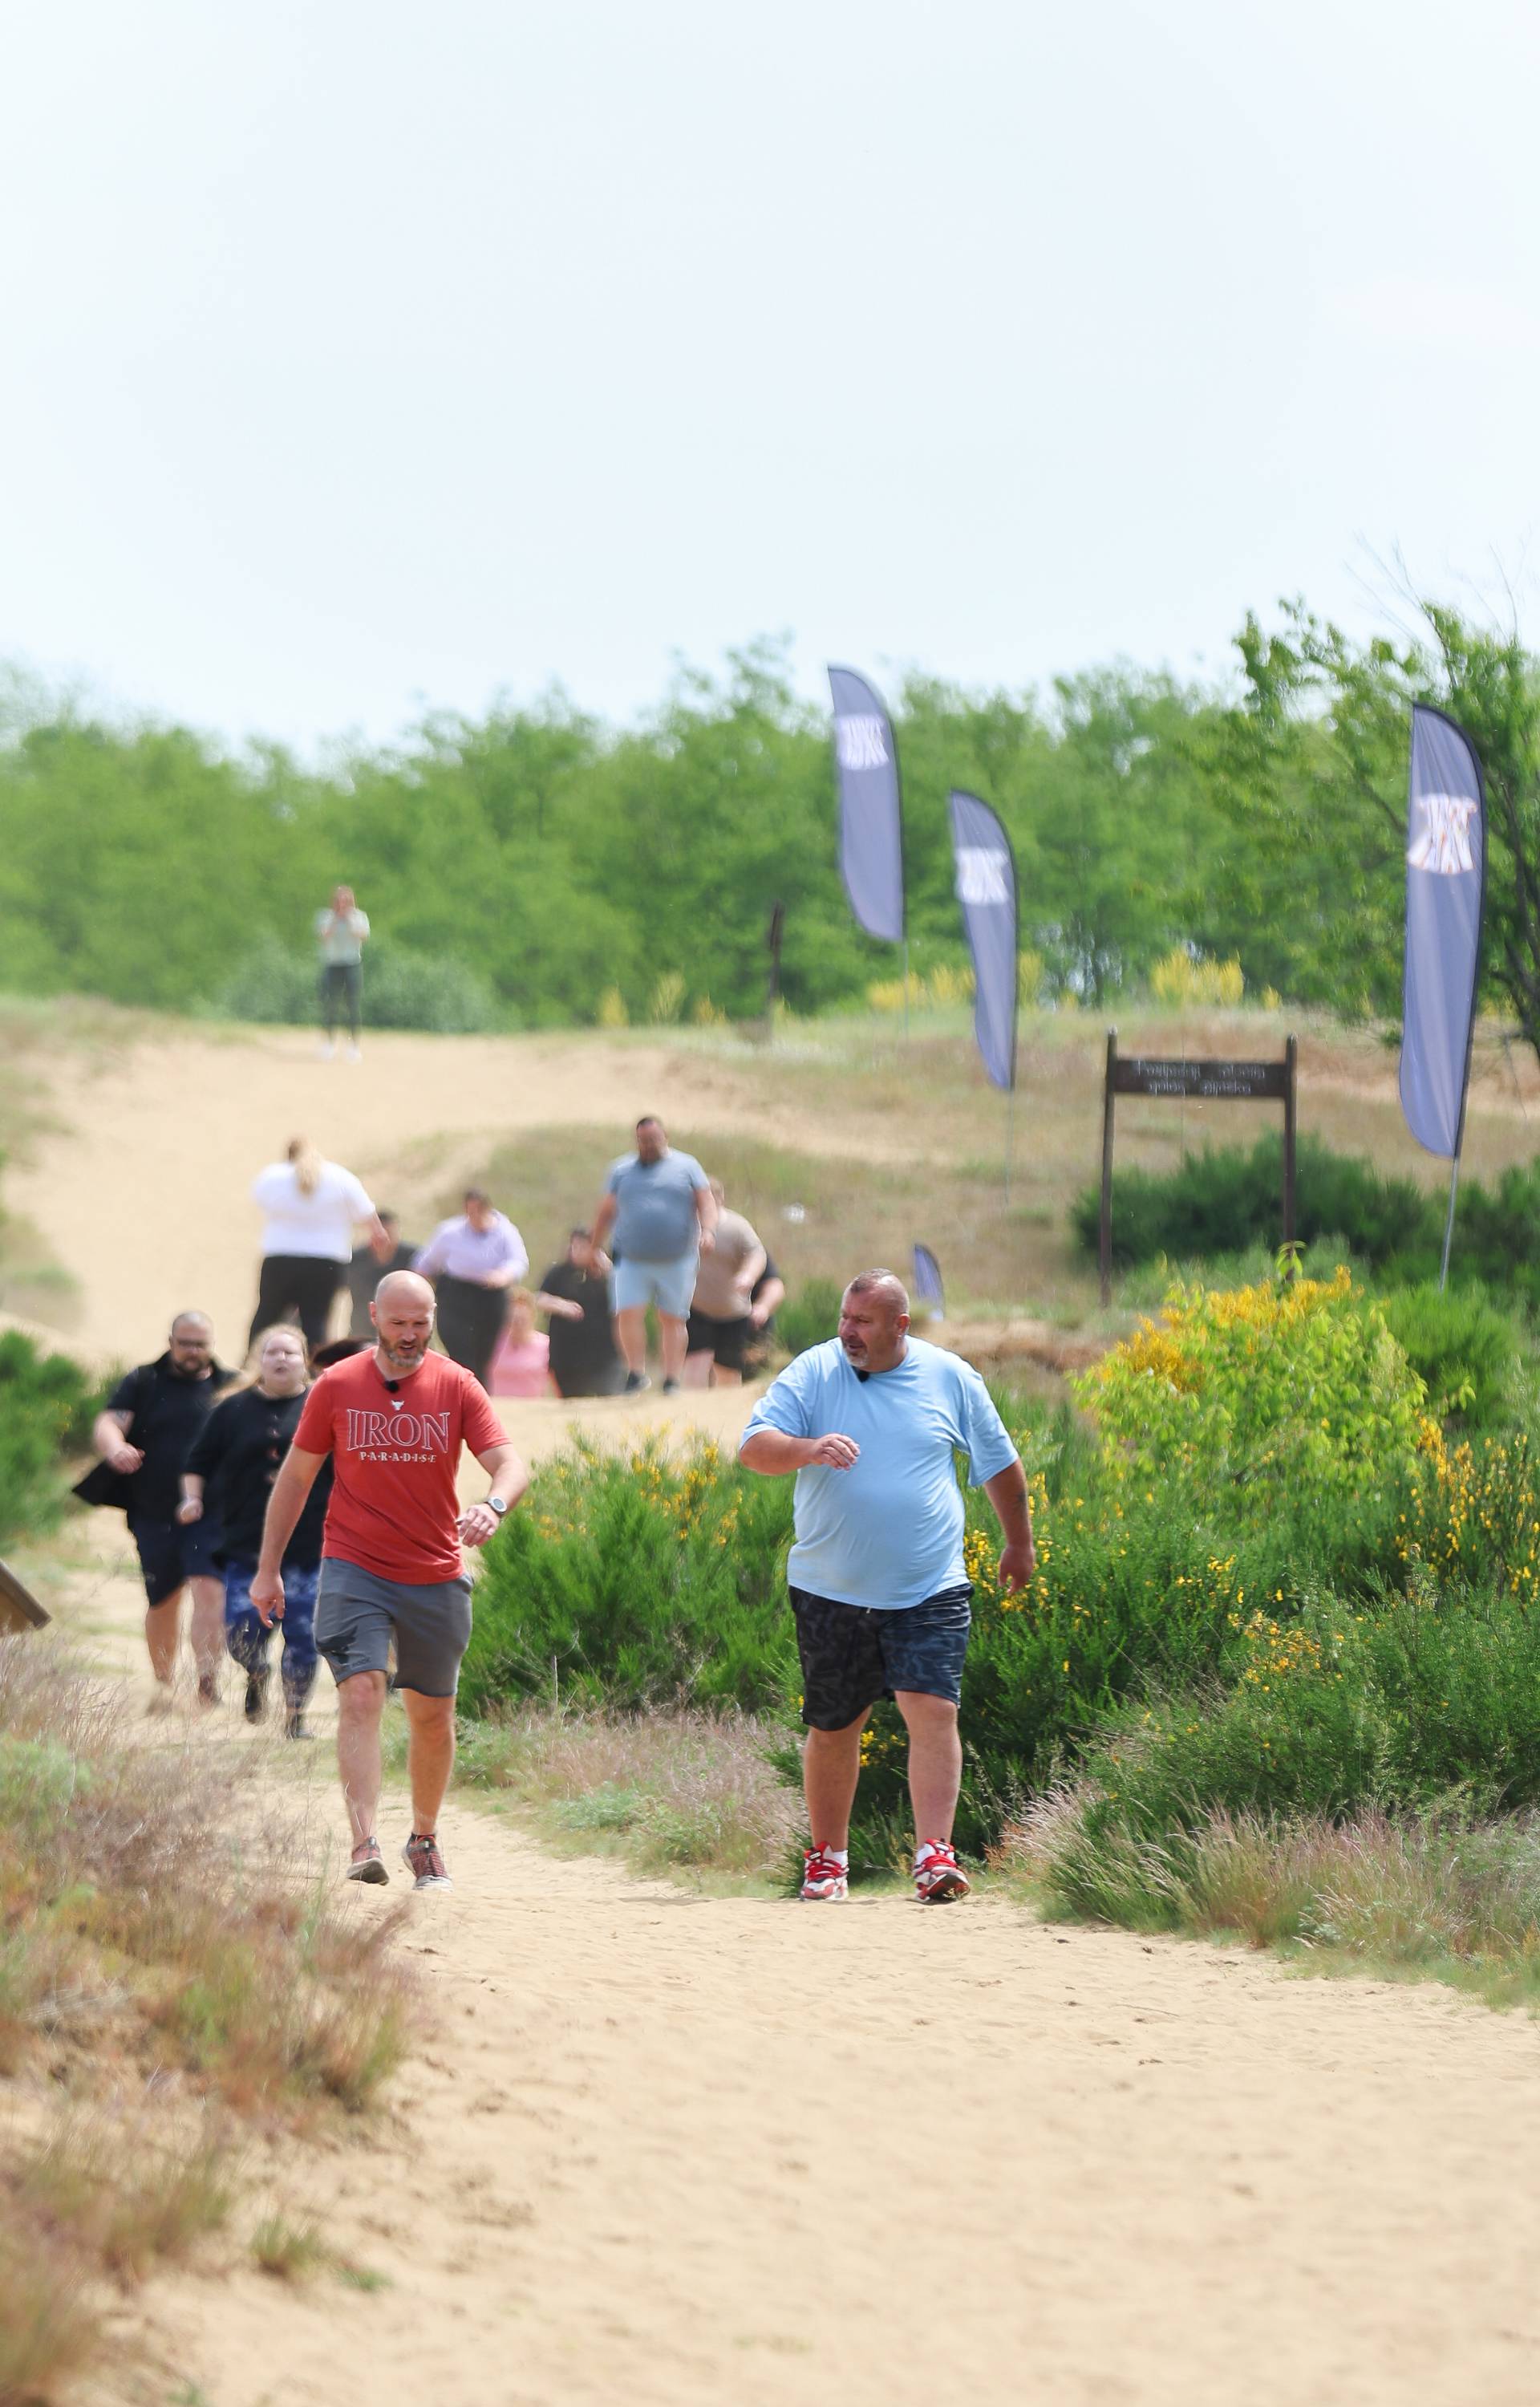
800, 1846, 849, 1902
914, 1841, 971, 1904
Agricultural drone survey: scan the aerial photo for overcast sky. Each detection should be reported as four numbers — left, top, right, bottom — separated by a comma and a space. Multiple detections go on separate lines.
2, 1, 1538, 751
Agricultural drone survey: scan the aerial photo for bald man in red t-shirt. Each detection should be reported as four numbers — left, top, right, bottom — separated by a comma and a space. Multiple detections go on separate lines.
253, 1271, 526, 1890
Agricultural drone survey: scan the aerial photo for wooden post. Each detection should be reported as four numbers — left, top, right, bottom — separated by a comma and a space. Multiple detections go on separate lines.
1099, 1028, 1117, 1307
1283, 1033, 1298, 1263
766, 901, 785, 1014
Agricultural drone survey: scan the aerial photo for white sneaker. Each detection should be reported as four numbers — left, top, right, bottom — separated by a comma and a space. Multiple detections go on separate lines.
800, 1846, 849, 1902
318, 1039, 334, 1061
345, 1044, 361, 1062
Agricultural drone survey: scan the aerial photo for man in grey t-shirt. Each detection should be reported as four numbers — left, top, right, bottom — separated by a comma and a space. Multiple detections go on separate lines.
591, 1115, 717, 1394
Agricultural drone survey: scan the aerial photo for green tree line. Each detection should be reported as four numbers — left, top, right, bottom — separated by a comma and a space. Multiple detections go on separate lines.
2, 607, 1537, 1040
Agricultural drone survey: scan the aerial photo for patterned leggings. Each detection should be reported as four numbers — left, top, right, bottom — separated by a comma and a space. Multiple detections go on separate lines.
223, 1559, 320, 1710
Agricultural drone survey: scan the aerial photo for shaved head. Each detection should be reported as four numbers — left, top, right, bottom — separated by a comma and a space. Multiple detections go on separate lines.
376, 1269, 434, 1313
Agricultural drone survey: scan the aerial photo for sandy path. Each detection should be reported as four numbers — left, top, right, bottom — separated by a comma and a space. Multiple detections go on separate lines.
22, 1014, 1540, 2402
51, 1510, 1540, 2407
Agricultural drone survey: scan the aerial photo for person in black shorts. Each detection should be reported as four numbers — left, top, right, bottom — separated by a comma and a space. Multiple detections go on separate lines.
82, 1313, 236, 1710
684, 1183, 777, 1389
533, 1228, 624, 1398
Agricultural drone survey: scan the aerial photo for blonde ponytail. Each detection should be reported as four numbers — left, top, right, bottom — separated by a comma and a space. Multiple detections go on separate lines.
286, 1136, 323, 1197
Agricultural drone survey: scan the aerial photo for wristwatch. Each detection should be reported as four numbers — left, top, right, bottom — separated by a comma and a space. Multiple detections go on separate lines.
487, 1496, 508, 1518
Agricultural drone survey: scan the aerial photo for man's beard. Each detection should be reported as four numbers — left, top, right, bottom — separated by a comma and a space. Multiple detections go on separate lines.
379, 1337, 426, 1374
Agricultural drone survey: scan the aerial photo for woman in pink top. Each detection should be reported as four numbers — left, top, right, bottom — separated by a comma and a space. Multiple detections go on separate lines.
488, 1289, 553, 1399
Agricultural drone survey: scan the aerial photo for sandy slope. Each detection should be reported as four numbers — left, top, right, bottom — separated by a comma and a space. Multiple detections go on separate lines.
5, 1022, 723, 1361
22, 1015, 1540, 2404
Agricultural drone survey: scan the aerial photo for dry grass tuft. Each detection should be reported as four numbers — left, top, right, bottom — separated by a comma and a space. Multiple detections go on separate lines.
454, 1703, 800, 1883
995, 1788, 1540, 2008
0, 1630, 415, 2400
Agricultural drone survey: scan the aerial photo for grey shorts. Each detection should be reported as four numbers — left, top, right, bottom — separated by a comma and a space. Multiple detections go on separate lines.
315, 1558, 473, 1698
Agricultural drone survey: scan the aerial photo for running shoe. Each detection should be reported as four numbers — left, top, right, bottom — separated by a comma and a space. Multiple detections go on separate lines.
345, 1839, 389, 1885
914, 1841, 971, 1904
799, 1846, 849, 1902
145, 1681, 175, 1718
623, 1371, 651, 1395
244, 1666, 270, 1723
197, 1671, 221, 1710
283, 1710, 313, 1742
403, 1831, 452, 1891
662, 1377, 679, 1394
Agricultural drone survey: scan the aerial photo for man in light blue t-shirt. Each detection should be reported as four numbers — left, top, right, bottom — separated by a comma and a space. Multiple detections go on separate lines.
590, 1116, 717, 1396
740, 1268, 1035, 1906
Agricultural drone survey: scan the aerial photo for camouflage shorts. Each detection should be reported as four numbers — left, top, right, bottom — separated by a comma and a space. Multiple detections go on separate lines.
789, 1584, 972, 1730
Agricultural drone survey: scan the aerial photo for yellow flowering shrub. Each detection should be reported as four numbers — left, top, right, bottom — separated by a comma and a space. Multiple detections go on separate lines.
1074, 1267, 1425, 1528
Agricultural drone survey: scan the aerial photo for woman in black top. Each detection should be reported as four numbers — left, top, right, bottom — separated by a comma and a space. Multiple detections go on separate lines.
180, 1326, 331, 1737
533, 1228, 624, 1398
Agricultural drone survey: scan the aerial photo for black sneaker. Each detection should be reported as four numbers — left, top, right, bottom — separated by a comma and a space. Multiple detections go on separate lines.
623, 1370, 651, 1395
662, 1378, 679, 1394
244, 1666, 270, 1723
283, 1710, 313, 1742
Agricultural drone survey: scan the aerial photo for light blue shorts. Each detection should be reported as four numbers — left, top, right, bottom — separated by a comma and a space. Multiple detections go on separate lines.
612, 1252, 698, 1321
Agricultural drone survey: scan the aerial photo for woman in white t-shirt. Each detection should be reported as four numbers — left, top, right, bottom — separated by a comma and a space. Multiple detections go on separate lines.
249, 1138, 385, 1351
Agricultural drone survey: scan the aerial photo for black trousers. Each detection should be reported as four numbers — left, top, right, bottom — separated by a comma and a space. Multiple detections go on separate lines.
250, 1255, 343, 1354
435, 1274, 508, 1386
319, 962, 362, 1039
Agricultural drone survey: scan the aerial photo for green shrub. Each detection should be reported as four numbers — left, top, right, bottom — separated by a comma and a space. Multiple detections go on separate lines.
0, 1331, 100, 1548
461, 1439, 799, 1715
1052, 1573, 1540, 1853
1072, 1132, 1437, 1273
1376, 1282, 1525, 1429
210, 935, 503, 1034
773, 1277, 844, 1360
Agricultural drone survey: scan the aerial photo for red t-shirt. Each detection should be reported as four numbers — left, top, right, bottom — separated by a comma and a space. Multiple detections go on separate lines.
293, 1350, 505, 1585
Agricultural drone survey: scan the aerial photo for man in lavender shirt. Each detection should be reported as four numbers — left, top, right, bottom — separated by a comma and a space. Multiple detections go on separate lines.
413, 1189, 529, 1387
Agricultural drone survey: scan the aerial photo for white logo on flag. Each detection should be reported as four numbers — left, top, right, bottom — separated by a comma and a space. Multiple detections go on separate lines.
956, 846, 1010, 906
1408, 792, 1479, 877
835, 714, 890, 772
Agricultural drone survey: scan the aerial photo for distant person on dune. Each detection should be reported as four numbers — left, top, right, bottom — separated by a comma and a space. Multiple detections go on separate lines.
180, 1324, 329, 1739
413, 1190, 529, 1387
684, 1179, 768, 1390
488, 1289, 553, 1398
250, 1137, 386, 1353
531, 1228, 623, 1398
740, 1269, 1034, 1907
346, 1208, 418, 1339
314, 883, 371, 1060
591, 1116, 716, 1395
251, 1270, 527, 1891
78, 1311, 236, 1711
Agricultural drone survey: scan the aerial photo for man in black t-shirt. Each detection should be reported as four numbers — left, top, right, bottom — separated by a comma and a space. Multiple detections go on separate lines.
533, 1229, 625, 1398
84, 1313, 235, 1709
346, 1210, 419, 1340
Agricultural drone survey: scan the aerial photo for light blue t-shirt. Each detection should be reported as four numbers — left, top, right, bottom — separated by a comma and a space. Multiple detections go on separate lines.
740, 1337, 1018, 1609
606, 1149, 709, 1262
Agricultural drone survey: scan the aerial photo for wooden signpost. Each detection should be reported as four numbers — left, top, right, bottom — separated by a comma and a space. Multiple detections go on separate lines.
0, 1560, 50, 1634
1098, 1029, 1298, 1304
